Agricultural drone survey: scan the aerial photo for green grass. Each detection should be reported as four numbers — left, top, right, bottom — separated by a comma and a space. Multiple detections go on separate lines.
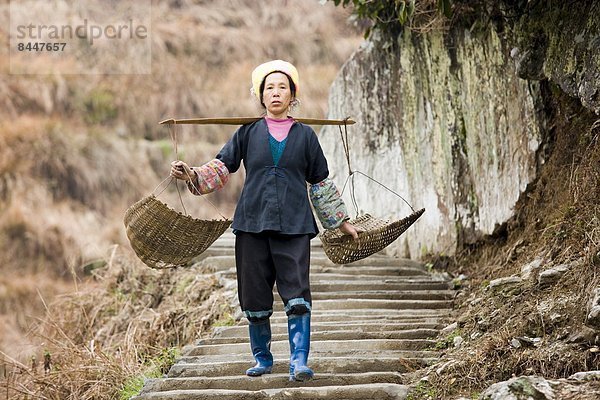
213, 311, 236, 327
118, 347, 181, 400
432, 328, 463, 350
120, 375, 147, 400
407, 380, 437, 400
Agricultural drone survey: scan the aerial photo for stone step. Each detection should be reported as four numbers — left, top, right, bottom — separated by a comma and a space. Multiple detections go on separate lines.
286, 290, 455, 301
201, 328, 439, 345
272, 299, 453, 312
208, 237, 326, 248
132, 383, 408, 400
311, 256, 423, 268
217, 269, 432, 281
213, 321, 443, 338
184, 338, 435, 356
310, 272, 429, 280
201, 256, 426, 271
265, 310, 451, 324
302, 264, 430, 276
169, 356, 434, 378
175, 350, 439, 365
137, 241, 451, 400
309, 280, 451, 291
200, 248, 331, 259
141, 371, 404, 392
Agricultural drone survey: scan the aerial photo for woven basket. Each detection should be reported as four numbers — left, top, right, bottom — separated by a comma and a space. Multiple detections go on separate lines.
123, 195, 232, 269
319, 208, 425, 265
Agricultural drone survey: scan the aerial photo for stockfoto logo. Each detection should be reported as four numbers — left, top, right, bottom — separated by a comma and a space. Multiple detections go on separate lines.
10, 0, 152, 75
15, 19, 148, 46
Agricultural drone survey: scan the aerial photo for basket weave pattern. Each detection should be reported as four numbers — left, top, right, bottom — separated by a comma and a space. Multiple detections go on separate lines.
319, 208, 425, 264
123, 195, 232, 269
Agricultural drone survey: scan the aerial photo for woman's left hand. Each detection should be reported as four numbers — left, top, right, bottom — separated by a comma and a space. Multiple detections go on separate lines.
170, 160, 195, 181
339, 221, 361, 241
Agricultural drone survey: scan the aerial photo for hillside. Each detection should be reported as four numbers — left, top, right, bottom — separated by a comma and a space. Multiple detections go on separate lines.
2, 1, 598, 399
0, 1, 362, 397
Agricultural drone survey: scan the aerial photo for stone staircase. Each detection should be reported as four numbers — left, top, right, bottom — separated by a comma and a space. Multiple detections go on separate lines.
133, 231, 454, 400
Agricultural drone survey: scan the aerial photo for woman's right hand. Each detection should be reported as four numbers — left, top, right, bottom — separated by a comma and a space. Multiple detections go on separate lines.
170, 160, 195, 181
339, 221, 361, 241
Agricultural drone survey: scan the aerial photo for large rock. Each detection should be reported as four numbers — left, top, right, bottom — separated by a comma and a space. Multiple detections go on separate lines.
538, 264, 571, 287
320, 1, 600, 258
586, 287, 600, 329
320, 27, 543, 258
514, 1, 600, 114
480, 375, 600, 400
569, 371, 600, 381
480, 376, 556, 399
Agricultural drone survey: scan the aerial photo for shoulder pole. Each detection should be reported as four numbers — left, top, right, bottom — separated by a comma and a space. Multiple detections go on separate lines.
158, 117, 355, 126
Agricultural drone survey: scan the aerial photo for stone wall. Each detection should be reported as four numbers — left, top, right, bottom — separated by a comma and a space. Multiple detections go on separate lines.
319, 26, 544, 258
318, 1, 600, 259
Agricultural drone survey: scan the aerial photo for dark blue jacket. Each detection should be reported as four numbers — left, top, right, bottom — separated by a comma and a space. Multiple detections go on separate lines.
217, 118, 329, 237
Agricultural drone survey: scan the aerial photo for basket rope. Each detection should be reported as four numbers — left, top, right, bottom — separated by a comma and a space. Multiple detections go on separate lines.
166, 122, 227, 220
123, 123, 232, 269
319, 122, 425, 264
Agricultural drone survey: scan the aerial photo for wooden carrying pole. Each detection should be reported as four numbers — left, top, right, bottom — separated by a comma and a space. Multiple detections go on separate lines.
159, 117, 355, 126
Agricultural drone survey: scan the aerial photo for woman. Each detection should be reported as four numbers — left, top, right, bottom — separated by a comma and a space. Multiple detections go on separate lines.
170, 60, 358, 382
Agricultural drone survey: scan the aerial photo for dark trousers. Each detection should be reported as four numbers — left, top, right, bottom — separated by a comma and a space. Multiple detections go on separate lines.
235, 231, 311, 319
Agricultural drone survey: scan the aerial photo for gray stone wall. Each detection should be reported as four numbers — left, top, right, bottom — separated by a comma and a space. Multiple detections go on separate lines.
318, 26, 544, 258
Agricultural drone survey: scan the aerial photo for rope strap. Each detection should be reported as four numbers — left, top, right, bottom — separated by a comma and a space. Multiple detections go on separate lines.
337, 119, 416, 216
150, 123, 229, 220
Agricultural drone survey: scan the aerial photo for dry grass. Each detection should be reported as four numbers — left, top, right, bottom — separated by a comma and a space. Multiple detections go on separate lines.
1, 246, 233, 400
0, 0, 362, 141
0, 0, 361, 394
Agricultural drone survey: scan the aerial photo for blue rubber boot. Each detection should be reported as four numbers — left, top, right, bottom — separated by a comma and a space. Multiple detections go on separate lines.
245, 319, 273, 376
288, 313, 314, 381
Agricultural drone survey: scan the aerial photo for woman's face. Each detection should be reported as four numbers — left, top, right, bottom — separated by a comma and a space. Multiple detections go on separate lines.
262, 72, 293, 118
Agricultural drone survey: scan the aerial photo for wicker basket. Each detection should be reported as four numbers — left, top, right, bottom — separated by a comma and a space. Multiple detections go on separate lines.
123, 195, 232, 269
319, 208, 425, 265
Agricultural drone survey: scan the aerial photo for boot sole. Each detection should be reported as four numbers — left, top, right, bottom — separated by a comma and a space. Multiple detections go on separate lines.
293, 371, 314, 381
246, 368, 273, 377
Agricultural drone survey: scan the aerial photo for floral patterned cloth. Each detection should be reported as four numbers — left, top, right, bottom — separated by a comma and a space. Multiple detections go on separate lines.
309, 178, 349, 229
187, 159, 230, 195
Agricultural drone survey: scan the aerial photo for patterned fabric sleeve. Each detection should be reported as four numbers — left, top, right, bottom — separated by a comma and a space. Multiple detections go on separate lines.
187, 159, 230, 195
309, 178, 349, 229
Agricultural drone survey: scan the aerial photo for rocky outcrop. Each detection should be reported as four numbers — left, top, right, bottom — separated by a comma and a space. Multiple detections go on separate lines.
513, 1, 600, 114
586, 287, 600, 329
320, 26, 544, 258
319, 1, 600, 258
480, 375, 600, 400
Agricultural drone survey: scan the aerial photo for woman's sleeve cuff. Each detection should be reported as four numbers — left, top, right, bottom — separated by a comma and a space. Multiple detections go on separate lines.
309, 178, 349, 229
187, 159, 229, 195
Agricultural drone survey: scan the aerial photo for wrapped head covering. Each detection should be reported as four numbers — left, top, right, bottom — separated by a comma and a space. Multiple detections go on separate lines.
251, 60, 299, 101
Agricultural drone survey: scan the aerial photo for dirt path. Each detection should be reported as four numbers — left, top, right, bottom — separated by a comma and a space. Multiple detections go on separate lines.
133, 232, 454, 400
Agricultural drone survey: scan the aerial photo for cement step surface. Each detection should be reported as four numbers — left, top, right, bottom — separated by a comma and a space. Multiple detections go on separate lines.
175, 350, 440, 366
265, 310, 452, 324
272, 299, 453, 312
201, 255, 427, 271
213, 321, 444, 337
289, 289, 455, 301
184, 338, 436, 356
309, 280, 451, 291
200, 328, 440, 345
141, 371, 404, 392
169, 356, 434, 377
134, 383, 409, 400
134, 236, 453, 400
